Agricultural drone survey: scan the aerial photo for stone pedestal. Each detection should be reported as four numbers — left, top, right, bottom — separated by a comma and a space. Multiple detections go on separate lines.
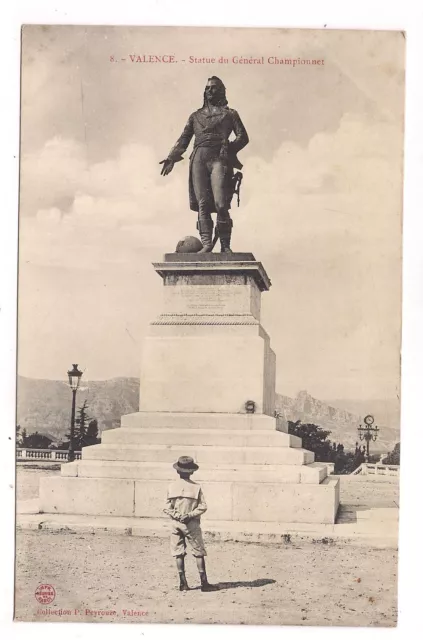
139, 253, 275, 415
40, 253, 339, 525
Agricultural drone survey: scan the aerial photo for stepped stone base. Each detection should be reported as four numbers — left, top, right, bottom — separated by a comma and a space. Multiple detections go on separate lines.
121, 411, 288, 431
39, 255, 340, 526
40, 412, 340, 524
40, 475, 339, 524
61, 460, 328, 484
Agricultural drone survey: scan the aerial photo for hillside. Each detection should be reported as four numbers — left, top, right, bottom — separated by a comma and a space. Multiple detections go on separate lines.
275, 390, 400, 452
16, 376, 139, 443
16, 377, 400, 451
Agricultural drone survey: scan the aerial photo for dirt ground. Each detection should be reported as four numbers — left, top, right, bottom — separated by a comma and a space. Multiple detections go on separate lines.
14, 466, 398, 627
15, 528, 397, 627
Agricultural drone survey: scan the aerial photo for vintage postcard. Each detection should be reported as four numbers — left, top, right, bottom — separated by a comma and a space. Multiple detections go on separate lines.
15, 25, 404, 626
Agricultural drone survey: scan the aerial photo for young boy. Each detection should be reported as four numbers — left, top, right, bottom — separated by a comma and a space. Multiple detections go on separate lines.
164, 456, 218, 592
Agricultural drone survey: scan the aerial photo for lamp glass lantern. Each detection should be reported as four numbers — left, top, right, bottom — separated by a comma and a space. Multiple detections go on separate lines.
67, 364, 83, 391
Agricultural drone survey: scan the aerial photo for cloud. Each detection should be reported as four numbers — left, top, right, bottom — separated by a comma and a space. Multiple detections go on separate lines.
17, 27, 404, 400
36, 207, 62, 225
17, 116, 403, 401
19, 111, 402, 278
235, 112, 402, 266
20, 137, 86, 213
19, 137, 190, 270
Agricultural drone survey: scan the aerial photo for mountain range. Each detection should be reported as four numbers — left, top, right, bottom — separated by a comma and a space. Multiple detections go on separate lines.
16, 376, 400, 451
16, 376, 140, 443
275, 390, 400, 452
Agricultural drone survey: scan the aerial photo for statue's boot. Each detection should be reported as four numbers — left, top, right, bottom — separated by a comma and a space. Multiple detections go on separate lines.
217, 219, 233, 253
197, 219, 214, 253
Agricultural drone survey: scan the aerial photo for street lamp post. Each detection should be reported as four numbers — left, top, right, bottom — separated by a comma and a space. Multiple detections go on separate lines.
67, 364, 83, 462
357, 414, 379, 461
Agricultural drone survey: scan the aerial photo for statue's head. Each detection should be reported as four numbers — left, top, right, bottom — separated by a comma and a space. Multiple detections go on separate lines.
203, 76, 228, 107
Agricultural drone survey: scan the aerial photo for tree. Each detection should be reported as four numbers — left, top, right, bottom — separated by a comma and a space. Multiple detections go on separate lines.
84, 419, 100, 446
287, 421, 333, 462
333, 446, 361, 474
383, 442, 400, 466
21, 428, 28, 446
75, 400, 90, 448
56, 440, 70, 451
288, 420, 364, 474
61, 401, 100, 450
24, 431, 53, 449
16, 425, 30, 448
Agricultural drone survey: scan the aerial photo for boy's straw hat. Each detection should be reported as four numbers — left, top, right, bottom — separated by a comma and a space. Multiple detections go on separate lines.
173, 456, 199, 474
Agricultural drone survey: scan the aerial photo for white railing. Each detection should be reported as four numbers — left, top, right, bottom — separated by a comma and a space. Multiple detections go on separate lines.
351, 463, 399, 476
16, 448, 82, 461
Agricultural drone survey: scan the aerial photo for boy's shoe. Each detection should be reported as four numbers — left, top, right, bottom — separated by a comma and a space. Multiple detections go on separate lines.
200, 582, 219, 592
200, 572, 219, 592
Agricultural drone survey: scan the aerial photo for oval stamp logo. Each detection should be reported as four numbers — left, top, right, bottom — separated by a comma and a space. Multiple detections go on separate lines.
35, 584, 56, 604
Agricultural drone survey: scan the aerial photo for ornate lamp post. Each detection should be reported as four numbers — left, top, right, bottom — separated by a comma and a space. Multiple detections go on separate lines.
357, 414, 379, 461
67, 364, 83, 462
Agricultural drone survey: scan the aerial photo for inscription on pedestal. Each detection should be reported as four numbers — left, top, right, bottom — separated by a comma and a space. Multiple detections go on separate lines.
163, 285, 258, 316
180, 287, 243, 312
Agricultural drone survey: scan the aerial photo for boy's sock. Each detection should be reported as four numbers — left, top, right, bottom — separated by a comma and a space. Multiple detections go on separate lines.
179, 571, 189, 591
176, 555, 189, 591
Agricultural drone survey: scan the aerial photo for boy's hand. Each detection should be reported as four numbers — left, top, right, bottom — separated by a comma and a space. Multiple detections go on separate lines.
164, 508, 182, 521
179, 514, 190, 524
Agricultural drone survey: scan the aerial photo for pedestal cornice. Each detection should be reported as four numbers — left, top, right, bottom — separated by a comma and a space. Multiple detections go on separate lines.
153, 254, 271, 292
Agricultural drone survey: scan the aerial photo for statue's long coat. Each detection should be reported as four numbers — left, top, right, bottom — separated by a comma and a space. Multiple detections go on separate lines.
167, 106, 249, 214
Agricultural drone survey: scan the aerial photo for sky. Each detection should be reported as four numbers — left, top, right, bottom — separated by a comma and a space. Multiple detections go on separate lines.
17, 25, 405, 402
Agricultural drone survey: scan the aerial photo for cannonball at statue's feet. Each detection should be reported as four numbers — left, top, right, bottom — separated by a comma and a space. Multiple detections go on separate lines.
175, 236, 203, 253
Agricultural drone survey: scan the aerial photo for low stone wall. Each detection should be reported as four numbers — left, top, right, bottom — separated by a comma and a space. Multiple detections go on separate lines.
17, 448, 81, 461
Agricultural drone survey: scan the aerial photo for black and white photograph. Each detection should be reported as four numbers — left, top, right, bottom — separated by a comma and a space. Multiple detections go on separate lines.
14, 24, 404, 627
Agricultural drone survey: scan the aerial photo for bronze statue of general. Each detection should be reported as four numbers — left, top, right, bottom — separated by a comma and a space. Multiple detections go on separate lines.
160, 77, 249, 253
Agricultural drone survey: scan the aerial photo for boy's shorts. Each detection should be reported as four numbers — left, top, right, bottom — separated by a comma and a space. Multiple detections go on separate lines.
170, 519, 207, 558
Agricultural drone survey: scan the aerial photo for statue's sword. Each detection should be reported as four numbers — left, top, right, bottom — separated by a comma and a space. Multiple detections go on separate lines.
211, 171, 243, 250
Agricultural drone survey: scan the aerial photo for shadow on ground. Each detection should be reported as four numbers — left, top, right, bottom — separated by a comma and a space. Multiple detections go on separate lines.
191, 578, 276, 591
